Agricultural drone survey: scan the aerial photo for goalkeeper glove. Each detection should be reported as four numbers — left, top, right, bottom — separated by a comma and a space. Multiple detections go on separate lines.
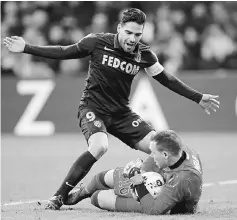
123, 158, 144, 179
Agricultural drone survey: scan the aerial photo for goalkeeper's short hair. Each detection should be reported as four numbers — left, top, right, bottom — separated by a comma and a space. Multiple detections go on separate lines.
151, 130, 182, 156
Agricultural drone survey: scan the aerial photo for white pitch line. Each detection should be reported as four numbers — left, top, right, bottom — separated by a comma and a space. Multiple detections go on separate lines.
203, 180, 237, 187
1, 180, 237, 207
203, 182, 214, 187
219, 180, 237, 185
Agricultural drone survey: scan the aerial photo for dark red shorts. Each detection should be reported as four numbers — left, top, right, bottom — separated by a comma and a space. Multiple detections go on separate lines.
78, 105, 154, 148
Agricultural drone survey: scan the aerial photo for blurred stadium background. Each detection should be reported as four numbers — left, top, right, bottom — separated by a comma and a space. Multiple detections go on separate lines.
1, 1, 237, 77
1, 1, 237, 219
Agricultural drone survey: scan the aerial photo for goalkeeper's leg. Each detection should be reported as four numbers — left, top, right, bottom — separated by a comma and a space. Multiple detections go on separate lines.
91, 190, 142, 212
64, 169, 114, 205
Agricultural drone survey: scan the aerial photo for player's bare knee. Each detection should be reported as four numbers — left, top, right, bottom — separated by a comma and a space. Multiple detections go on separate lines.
88, 132, 108, 159
89, 143, 108, 159
104, 169, 115, 188
91, 190, 116, 211
97, 144, 108, 155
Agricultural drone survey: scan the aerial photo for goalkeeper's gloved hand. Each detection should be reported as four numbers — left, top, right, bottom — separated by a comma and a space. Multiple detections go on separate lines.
123, 158, 144, 179
129, 173, 146, 202
123, 158, 145, 202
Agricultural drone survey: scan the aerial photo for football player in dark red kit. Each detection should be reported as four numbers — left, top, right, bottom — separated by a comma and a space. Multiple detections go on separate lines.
3, 8, 218, 210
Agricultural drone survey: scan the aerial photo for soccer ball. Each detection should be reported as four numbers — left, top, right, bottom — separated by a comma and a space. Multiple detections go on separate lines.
142, 172, 165, 199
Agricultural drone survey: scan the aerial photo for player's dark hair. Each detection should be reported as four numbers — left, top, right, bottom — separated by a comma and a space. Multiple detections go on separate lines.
151, 130, 182, 156
120, 8, 146, 25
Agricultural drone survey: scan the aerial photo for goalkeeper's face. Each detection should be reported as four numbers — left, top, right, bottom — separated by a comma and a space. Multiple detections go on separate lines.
150, 141, 169, 169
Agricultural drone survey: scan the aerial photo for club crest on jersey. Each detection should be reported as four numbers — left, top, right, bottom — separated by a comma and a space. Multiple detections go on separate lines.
134, 51, 141, 63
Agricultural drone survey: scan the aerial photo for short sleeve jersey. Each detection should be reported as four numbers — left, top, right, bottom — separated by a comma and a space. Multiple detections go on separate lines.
76, 33, 164, 114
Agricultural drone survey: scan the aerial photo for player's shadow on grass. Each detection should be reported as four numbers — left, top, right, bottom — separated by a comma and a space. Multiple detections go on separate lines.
62, 207, 147, 216
61, 206, 107, 214
62, 206, 151, 218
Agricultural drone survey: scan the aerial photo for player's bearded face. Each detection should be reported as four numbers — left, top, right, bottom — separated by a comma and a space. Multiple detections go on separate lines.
117, 22, 143, 53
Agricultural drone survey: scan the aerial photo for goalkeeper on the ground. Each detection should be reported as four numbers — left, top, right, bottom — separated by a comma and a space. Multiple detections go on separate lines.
64, 130, 203, 215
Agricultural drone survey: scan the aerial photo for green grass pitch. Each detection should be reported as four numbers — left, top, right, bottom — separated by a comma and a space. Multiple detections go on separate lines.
1, 132, 237, 219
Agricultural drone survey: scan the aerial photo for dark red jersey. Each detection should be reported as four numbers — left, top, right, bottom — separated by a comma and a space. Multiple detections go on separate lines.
23, 32, 203, 113
76, 33, 162, 114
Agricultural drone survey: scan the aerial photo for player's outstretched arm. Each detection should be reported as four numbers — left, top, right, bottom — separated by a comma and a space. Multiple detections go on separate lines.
152, 70, 219, 115
3, 36, 81, 60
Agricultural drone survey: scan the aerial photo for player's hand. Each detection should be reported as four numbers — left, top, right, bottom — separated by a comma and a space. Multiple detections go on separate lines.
123, 158, 144, 179
3, 36, 26, 53
199, 94, 220, 115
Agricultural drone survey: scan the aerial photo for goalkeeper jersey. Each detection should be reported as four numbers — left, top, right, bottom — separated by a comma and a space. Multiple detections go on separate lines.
140, 146, 203, 215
